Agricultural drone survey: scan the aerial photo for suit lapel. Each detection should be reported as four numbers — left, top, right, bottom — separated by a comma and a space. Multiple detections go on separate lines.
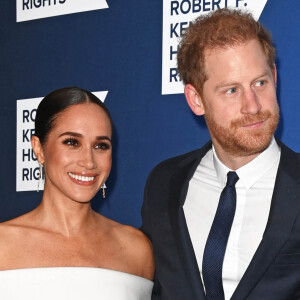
165, 140, 299, 300
231, 143, 300, 299
168, 143, 212, 300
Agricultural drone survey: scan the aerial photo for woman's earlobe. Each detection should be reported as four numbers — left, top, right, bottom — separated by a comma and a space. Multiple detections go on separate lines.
31, 136, 44, 164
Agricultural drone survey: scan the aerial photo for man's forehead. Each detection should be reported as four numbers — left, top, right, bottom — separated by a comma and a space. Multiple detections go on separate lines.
203, 39, 257, 58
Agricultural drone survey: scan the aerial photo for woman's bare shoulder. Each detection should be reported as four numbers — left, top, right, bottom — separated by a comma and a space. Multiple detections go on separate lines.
0, 213, 36, 248
0, 214, 35, 267
0, 214, 29, 233
100, 216, 155, 280
2, 208, 38, 226
100, 215, 151, 247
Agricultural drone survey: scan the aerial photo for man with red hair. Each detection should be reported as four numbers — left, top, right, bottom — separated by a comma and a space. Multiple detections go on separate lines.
142, 8, 300, 300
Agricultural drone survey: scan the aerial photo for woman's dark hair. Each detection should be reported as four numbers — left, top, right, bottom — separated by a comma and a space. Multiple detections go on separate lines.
34, 87, 113, 144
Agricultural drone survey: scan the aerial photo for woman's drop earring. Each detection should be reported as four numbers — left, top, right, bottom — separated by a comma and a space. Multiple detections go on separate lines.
37, 162, 43, 192
101, 183, 106, 199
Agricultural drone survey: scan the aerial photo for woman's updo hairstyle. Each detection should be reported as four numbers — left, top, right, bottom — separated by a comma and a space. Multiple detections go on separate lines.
34, 87, 113, 145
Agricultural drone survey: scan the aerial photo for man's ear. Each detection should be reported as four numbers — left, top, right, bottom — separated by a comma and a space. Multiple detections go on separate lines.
273, 63, 277, 86
31, 136, 44, 164
184, 84, 205, 116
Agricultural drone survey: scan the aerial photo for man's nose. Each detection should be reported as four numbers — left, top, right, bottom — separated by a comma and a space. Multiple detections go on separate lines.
240, 88, 262, 115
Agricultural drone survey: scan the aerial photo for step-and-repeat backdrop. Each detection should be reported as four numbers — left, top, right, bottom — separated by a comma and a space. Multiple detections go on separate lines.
1, 0, 299, 226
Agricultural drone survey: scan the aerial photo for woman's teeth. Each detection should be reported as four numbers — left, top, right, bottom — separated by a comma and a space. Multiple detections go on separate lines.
68, 173, 95, 181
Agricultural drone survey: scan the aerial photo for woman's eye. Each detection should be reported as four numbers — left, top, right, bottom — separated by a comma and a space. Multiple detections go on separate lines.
63, 138, 79, 147
95, 142, 110, 150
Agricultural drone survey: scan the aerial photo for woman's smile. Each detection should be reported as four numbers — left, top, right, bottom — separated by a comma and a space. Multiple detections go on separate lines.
68, 172, 97, 185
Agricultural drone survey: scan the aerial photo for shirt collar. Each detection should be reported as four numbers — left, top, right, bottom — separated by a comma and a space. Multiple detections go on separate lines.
213, 137, 281, 189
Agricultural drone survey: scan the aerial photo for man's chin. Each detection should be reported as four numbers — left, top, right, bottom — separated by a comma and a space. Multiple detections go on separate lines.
222, 132, 273, 157
207, 110, 279, 158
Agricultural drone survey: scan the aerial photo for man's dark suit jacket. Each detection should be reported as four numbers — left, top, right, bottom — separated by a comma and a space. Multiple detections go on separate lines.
141, 139, 300, 300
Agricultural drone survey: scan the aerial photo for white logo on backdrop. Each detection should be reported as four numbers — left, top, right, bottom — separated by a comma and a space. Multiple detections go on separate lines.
162, 0, 268, 95
16, 0, 109, 22
16, 91, 108, 192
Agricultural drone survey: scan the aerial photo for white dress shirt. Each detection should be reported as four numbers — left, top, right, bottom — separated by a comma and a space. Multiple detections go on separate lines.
183, 137, 281, 299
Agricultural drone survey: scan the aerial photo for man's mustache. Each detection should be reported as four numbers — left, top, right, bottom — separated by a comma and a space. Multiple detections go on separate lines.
231, 111, 272, 128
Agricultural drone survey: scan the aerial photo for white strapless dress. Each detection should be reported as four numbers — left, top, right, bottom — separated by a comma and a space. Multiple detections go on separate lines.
0, 267, 153, 299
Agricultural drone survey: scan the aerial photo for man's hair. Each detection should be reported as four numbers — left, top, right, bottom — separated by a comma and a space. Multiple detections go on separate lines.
177, 8, 276, 95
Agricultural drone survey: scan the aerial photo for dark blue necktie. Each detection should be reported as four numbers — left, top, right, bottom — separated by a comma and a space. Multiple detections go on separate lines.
202, 171, 239, 300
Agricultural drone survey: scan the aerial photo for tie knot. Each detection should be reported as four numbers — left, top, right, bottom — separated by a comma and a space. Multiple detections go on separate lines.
226, 171, 239, 187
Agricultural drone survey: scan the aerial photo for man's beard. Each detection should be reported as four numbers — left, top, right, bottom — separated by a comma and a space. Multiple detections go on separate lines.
205, 107, 280, 157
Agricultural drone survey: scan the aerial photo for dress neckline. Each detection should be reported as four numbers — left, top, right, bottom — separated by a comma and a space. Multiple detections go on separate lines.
0, 266, 153, 283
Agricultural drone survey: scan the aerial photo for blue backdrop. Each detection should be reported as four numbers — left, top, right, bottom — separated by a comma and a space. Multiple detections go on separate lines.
0, 0, 299, 227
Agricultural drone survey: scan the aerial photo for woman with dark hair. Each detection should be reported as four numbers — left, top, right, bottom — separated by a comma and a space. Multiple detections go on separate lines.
0, 87, 154, 299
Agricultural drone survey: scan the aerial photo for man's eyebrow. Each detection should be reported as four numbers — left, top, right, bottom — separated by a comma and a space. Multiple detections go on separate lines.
215, 71, 271, 90
253, 71, 271, 80
215, 80, 240, 91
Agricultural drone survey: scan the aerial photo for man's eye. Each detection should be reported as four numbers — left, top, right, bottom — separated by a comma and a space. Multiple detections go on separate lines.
255, 80, 265, 87
63, 138, 79, 147
227, 87, 237, 94
95, 142, 110, 150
